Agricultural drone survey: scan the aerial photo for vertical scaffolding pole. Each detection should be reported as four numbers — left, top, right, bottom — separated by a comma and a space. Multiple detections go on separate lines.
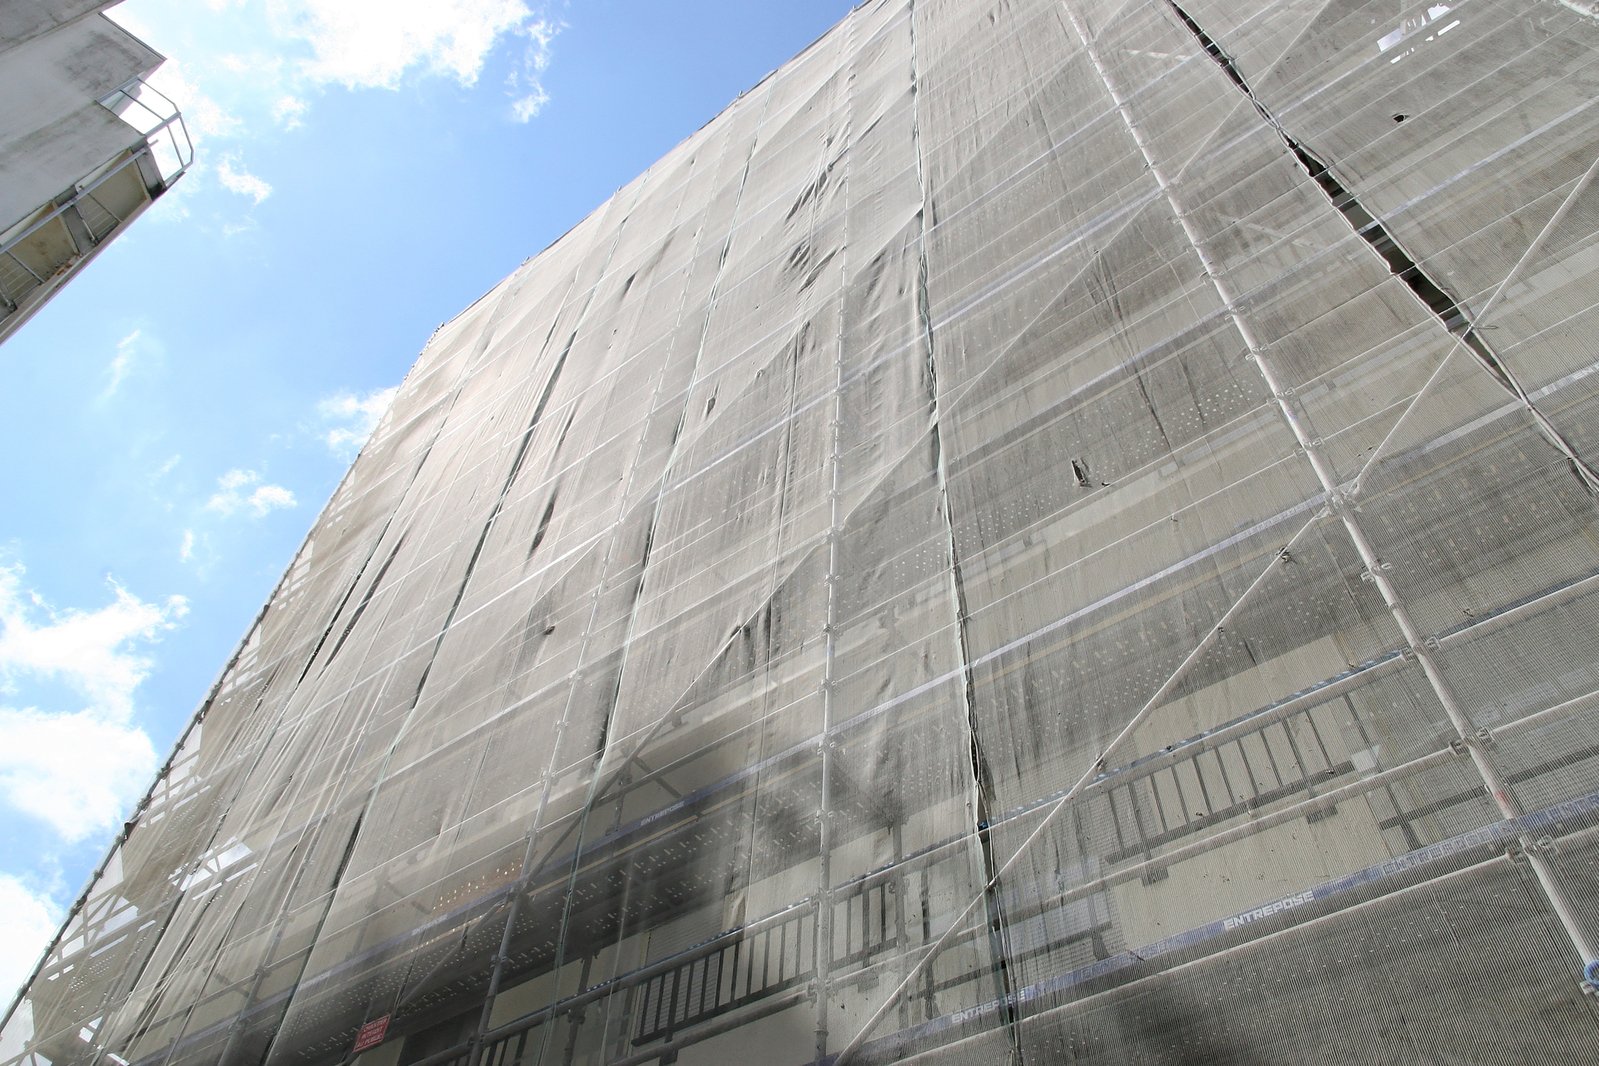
813, 303, 842, 1062
814, 14, 856, 1060
1059, 0, 1597, 976
890, 825, 912, 1032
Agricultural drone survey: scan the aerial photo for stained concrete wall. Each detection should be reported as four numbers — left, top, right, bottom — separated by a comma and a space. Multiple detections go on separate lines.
0, 6, 161, 232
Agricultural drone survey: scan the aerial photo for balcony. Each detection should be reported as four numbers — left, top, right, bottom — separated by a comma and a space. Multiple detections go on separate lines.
0, 76, 191, 344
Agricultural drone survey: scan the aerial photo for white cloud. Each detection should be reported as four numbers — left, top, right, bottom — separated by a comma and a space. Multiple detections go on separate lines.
0, 708, 159, 844
216, 156, 273, 204
114, 1, 559, 129
507, 17, 557, 122
275, 0, 551, 90
102, 0, 562, 237
179, 529, 196, 563
251, 484, 296, 512
205, 469, 298, 518
107, 2, 561, 221
0, 567, 187, 722
0, 565, 184, 843
319, 385, 398, 457
0, 873, 61, 1014
99, 329, 143, 401
272, 94, 309, 128
511, 83, 550, 123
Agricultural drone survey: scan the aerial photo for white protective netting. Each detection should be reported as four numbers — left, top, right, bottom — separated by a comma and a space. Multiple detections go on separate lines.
7, 2, 1599, 1063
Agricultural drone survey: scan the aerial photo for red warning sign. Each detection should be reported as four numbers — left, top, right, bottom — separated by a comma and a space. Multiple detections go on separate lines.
352, 1016, 390, 1053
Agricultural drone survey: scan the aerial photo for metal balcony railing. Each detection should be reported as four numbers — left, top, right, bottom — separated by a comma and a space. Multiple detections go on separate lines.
1103, 695, 1359, 875
634, 902, 819, 1045
98, 76, 194, 183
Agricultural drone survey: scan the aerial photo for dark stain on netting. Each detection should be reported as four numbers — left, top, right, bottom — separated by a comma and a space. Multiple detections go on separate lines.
636, 510, 658, 582
525, 493, 558, 564
412, 339, 574, 707
256, 812, 365, 1066
788, 237, 813, 274
804, 246, 841, 292
503, 337, 574, 499
785, 161, 833, 223
325, 533, 407, 669
553, 408, 576, 457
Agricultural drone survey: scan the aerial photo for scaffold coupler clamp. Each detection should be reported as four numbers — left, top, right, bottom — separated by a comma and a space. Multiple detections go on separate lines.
1581, 959, 1599, 997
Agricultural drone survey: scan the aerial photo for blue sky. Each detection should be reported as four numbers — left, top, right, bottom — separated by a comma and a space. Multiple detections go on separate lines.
0, 0, 857, 1003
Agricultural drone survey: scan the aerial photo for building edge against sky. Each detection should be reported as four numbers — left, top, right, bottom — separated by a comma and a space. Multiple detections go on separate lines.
8, 0, 1599, 1063
0, 0, 190, 346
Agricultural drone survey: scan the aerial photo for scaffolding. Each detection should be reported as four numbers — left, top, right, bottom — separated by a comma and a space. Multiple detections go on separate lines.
6, 0, 1599, 1063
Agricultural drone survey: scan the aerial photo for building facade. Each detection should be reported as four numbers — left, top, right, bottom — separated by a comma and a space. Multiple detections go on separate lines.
0, 0, 190, 345
6, 0, 1599, 1062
